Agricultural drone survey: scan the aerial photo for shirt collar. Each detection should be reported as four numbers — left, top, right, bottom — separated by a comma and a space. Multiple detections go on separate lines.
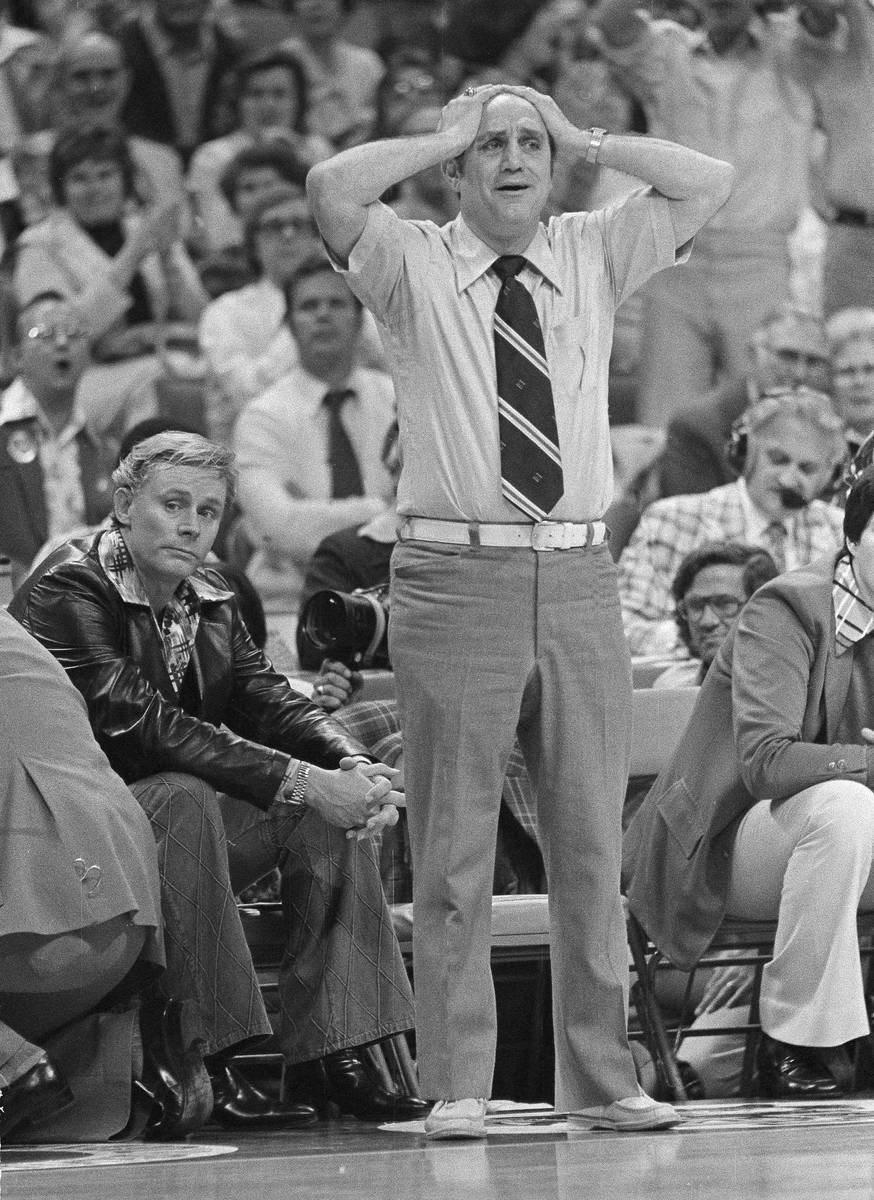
448, 214, 564, 295
833, 553, 874, 654
98, 525, 232, 608
0, 377, 89, 443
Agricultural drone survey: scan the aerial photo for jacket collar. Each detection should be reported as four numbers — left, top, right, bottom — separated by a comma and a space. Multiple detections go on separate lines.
98, 526, 232, 608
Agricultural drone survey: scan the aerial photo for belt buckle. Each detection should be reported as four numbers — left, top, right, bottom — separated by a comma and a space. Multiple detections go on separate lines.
531, 521, 566, 551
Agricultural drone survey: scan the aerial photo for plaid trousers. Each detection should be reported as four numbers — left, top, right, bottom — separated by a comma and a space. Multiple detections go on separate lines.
133, 771, 415, 1065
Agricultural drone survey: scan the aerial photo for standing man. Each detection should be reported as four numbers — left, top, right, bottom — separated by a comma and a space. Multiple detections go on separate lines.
307, 83, 734, 1136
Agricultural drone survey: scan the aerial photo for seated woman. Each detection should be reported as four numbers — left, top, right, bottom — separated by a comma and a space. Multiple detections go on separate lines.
11, 126, 207, 438
187, 48, 332, 254
623, 464, 874, 1099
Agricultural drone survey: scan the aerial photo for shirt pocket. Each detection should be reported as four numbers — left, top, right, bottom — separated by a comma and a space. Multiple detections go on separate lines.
548, 318, 587, 397
657, 778, 705, 860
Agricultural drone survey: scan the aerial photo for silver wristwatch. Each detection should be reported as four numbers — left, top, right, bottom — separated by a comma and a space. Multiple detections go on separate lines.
280, 762, 311, 810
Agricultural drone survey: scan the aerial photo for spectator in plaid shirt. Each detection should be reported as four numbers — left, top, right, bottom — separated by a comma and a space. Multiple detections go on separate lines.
618, 387, 847, 659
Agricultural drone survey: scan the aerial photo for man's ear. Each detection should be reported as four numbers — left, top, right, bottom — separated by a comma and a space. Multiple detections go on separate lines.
442, 156, 463, 193
113, 486, 132, 527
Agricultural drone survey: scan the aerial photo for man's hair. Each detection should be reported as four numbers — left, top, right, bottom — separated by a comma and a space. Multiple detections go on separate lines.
844, 465, 874, 545
741, 385, 847, 478
113, 431, 237, 506
233, 48, 309, 132
49, 127, 136, 206
218, 142, 309, 209
672, 540, 778, 650
749, 305, 828, 355
283, 253, 362, 315
826, 307, 874, 358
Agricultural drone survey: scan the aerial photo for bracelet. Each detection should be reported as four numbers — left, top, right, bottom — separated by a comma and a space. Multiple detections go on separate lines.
585, 127, 606, 166
280, 762, 310, 810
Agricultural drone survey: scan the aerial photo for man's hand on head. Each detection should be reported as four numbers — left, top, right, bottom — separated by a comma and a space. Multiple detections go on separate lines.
499, 85, 583, 157
436, 84, 506, 156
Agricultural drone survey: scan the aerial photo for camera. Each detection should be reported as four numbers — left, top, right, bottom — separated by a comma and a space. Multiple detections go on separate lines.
298, 584, 391, 669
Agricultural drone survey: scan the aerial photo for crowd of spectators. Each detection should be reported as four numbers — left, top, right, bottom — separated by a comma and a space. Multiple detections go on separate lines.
1, 0, 874, 1135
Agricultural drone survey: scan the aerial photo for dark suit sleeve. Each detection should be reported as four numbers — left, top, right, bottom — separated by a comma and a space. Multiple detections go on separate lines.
731, 590, 871, 799
659, 417, 726, 498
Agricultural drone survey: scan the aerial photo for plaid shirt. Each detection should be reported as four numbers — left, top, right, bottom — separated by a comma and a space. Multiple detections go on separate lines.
99, 526, 230, 695
833, 554, 874, 654
618, 480, 845, 658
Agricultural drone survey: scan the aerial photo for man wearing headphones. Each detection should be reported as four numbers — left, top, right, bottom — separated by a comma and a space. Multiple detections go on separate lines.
618, 387, 847, 658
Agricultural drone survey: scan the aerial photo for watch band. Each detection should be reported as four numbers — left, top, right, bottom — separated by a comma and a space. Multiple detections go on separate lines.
281, 762, 311, 810
585, 127, 606, 165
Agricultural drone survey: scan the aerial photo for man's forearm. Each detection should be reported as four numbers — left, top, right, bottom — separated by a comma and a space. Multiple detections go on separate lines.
308, 131, 461, 216
590, 131, 734, 203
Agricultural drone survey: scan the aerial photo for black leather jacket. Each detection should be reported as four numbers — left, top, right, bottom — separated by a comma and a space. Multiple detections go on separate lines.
10, 532, 369, 810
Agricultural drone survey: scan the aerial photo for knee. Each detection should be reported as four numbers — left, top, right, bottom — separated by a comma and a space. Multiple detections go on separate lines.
130, 772, 224, 833
798, 780, 874, 849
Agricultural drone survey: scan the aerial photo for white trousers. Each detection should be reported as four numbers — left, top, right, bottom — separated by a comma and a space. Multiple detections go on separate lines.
726, 780, 874, 1046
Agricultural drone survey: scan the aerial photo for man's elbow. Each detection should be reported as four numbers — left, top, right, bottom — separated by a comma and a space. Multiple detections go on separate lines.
306, 160, 331, 208
710, 160, 736, 211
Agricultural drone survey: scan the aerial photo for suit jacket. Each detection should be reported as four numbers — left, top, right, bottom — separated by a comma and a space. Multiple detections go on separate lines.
0, 607, 162, 951
9, 531, 371, 809
118, 15, 240, 157
622, 554, 872, 969
0, 406, 116, 572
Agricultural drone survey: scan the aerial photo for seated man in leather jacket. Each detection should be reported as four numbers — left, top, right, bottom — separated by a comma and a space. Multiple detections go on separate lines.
10, 430, 428, 1129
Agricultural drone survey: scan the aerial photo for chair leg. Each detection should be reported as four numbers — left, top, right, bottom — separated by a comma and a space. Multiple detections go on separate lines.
627, 913, 689, 1102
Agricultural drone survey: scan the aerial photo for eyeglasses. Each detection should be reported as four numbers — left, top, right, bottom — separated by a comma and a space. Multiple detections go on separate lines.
677, 594, 743, 621
256, 216, 318, 238
26, 322, 89, 344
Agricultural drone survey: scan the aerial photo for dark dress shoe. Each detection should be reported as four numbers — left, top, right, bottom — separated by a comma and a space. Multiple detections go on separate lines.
0, 1055, 75, 1142
288, 1049, 430, 1121
757, 1033, 844, 1099
210, 1063, 318, 1129
139, 997, 214, 1137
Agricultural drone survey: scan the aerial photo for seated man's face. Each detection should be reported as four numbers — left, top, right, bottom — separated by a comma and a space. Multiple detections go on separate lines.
680, 564, 746, 667
114, 463, 226, 598
287, 269, 361, 368
17, 299, 91, 398
744, 414, 839, 521
833, 335, 874, 438
252, 197, 320, 283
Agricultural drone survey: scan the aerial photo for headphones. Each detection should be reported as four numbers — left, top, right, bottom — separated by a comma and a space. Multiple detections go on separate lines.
726, 388, 848, 492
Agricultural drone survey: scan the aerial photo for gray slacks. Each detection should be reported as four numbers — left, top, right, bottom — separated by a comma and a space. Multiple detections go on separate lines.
133, 770, 414, 1065
389, 539, 640, 1108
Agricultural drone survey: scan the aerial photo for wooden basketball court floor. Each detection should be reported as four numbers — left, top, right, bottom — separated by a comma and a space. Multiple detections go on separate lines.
4, 1107, 874, 1200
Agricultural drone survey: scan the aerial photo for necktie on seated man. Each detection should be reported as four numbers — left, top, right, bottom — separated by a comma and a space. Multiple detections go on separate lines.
764, 520, 787, 572
323, 388, 365, 499
492, 255, 564, 520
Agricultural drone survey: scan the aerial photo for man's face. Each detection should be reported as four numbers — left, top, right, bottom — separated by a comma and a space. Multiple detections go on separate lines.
680, 562, 747, 666
288, 270, 361, 369
154, 0, 210, 33
833, 335, 874, 437
292, 0, 343, 38
752, 319, 831, 394
450, 94, 552, 249
17, 299, 91, 398
114, 463, 226, 599
60, 39, 128, 123
744, 413, 838, 520
233, 166, 286, 217
239, 67, 300, 135
253, 196, 319, 283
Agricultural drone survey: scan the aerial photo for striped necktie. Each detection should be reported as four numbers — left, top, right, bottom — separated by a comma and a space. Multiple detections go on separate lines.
323, 388, 364, 498
492, 255, 563, 519
764, 520, 786, 572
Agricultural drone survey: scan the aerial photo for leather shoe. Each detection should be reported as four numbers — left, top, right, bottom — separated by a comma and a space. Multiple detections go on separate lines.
139, 997, 214, 1137
0, 1054, 75, 1142
757, 1033, 843, 1099
288, 1049, 431, 1121
210, 1063, 318, 1129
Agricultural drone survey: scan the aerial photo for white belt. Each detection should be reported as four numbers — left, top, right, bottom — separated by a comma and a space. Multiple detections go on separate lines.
398, 517, 608, 551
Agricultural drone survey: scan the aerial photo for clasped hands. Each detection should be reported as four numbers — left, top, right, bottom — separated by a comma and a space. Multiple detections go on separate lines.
305, 757, 401, 843
437, 81, 581, 158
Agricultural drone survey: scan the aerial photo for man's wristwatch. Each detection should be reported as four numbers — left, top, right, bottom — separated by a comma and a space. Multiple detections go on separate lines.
585, 127, 606, 165
279, 762, 311, 810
